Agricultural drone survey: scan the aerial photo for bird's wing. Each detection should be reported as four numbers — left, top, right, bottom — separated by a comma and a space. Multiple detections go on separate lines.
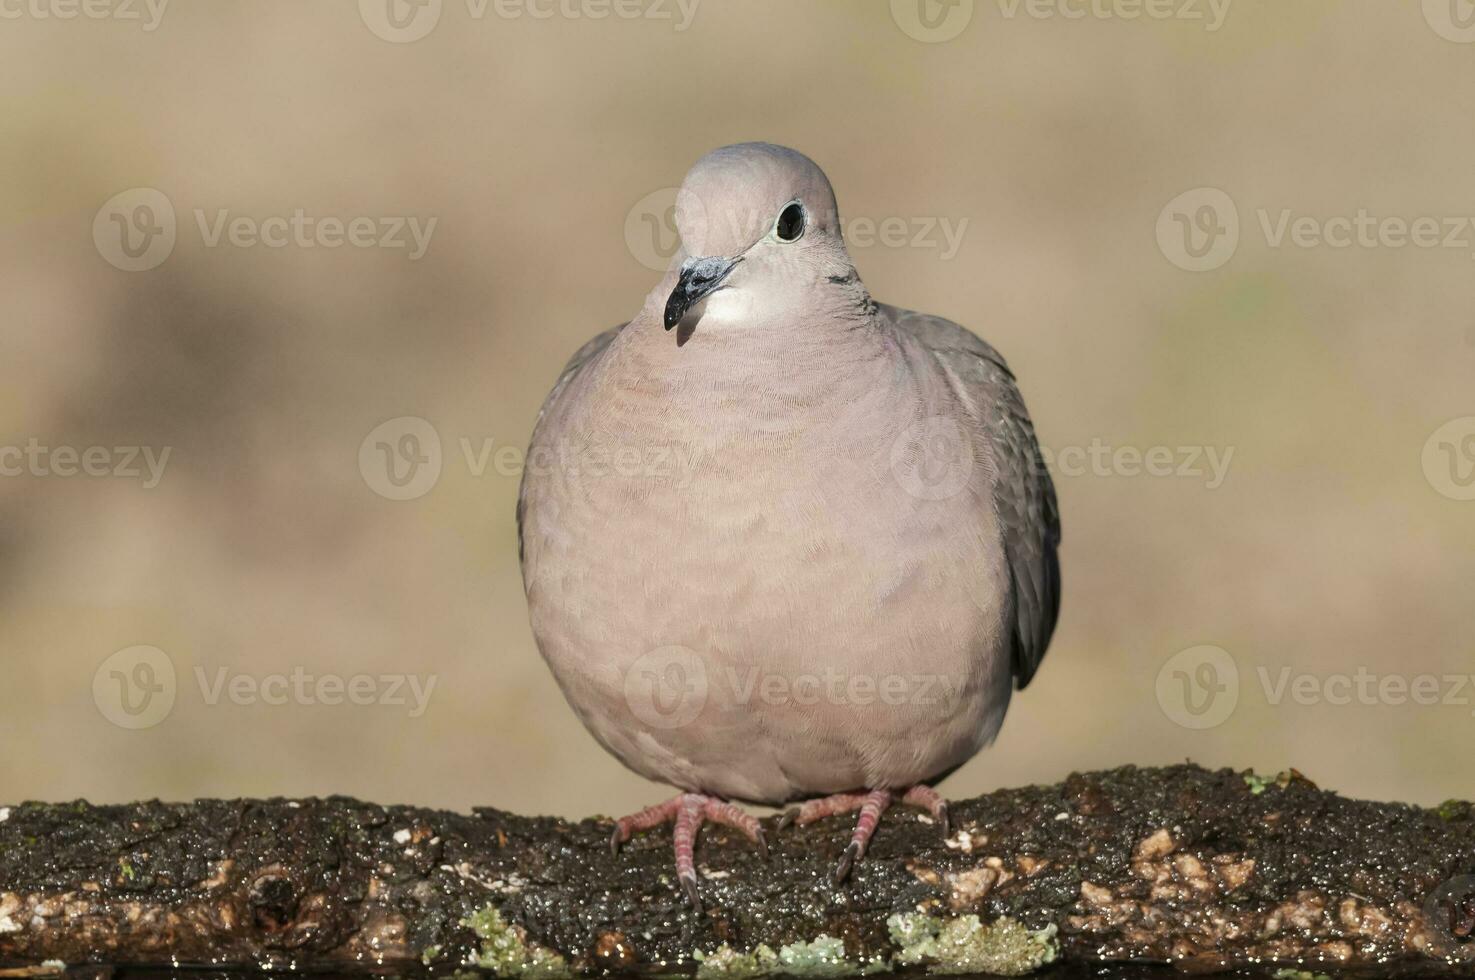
882, 303, 1062, 690
516, 323, 626, 562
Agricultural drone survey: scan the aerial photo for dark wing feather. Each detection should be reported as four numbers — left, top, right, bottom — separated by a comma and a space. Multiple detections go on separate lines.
882, 304, 1062, 690
516, 323, 625, 563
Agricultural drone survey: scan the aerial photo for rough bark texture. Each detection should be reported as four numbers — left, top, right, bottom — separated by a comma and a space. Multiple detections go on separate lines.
2, 765, 1473, 978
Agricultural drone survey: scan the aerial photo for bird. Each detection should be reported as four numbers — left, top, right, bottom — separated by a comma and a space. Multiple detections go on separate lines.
517, 142, 1060, 908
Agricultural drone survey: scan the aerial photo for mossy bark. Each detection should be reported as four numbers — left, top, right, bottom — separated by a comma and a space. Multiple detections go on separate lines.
1, 765, 1472, 977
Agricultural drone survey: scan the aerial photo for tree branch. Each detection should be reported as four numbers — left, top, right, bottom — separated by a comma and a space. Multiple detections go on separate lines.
2, 765, 1472, 977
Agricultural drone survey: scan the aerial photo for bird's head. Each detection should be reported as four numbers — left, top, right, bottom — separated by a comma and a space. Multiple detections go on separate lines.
660, 143, 862, 334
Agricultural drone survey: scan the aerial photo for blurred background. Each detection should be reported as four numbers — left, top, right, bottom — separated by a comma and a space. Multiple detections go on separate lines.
2, 0, 1473, 816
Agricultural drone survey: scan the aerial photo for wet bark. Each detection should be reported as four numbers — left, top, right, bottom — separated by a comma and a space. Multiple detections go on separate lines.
1, 765, 1473, 977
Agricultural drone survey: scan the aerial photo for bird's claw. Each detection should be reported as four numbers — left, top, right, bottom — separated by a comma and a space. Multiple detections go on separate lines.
680, 871, 702, 911
831, 841, 861, 885
776, 808, 798, 834
609, 825, 624, 856
936, 801, 950, 840
754, 826, 769, 861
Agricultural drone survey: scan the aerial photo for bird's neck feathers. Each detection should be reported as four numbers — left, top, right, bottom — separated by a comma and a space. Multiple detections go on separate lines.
653, 269, 875, 365
594, 269, 887, 418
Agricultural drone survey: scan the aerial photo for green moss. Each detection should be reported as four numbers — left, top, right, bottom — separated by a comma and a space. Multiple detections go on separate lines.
694, 943, 779, 979
889, 913, 939, 966
775, 936, 852, 978
887, 912, 1058, 977
694, 936, 861, 979
1243, 771, 1272, 795
118, 857, 136, 882
461, 905, 570, 979
420, 944, 442, 966
1272, 970, 1330, 980
1436, 799, 1470, 821
1245, 769, 1312, 795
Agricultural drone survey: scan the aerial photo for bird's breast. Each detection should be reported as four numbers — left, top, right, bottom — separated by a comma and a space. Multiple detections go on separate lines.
519, 325, 1014, 799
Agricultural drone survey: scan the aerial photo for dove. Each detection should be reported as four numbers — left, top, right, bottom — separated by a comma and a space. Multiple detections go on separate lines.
517, 142, 1060, 908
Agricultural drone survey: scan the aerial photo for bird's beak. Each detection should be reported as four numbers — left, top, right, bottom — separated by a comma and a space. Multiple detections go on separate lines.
664, 255, 742, 330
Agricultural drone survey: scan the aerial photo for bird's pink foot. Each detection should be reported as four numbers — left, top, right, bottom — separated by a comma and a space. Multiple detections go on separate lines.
779, 785, 950, 883
608, 793, 766, 909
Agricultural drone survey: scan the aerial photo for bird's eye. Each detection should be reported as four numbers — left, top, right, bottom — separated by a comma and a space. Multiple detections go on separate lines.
774, 202, 805, 243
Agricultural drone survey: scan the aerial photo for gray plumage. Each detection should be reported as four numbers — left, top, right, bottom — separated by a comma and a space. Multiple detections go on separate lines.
517, 143, 1059, 805
880, 304, 1061, 688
